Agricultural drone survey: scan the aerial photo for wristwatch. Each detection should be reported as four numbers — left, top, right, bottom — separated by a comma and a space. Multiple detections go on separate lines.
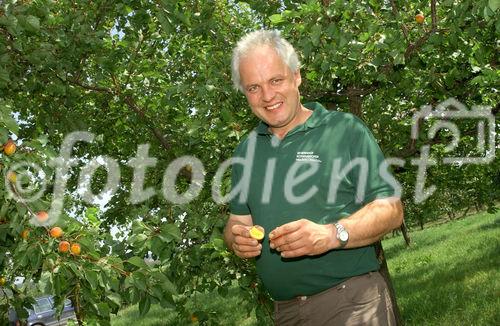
334, 222, 349, 248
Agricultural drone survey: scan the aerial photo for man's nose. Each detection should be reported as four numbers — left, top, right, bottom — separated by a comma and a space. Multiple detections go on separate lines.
261, 85, 276, 102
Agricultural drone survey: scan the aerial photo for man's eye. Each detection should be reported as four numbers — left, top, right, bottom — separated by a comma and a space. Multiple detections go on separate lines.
247, 86, 258, 93
271, 79, 283, 85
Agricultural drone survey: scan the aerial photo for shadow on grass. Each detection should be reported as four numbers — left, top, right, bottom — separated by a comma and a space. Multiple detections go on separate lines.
383, 233, 452, 260
393, 243, 499, 325
476, 218, 500, 231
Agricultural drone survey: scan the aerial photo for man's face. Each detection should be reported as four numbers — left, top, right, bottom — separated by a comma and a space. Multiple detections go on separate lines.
238, 45, 302, 136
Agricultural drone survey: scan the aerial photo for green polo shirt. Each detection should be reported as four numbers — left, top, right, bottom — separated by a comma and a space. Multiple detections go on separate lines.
230, 102, 397, 301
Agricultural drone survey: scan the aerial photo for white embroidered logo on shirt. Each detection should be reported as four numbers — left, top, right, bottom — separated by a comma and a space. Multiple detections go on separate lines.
296, 152, 322, 162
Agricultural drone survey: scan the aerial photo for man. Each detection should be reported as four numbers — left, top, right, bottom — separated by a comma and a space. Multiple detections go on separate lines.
223, 30, 403, 326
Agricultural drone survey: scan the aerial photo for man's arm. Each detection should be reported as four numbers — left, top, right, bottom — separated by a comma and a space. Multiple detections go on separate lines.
269, 197, 403, 258
335, 197, 403, 248
224, 213, 263, 259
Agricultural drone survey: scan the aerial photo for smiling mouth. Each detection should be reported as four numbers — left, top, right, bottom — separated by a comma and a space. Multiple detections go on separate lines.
265, 102, 283, 110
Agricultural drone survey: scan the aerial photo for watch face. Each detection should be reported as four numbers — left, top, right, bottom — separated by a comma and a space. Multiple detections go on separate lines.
339, 231, 349, 242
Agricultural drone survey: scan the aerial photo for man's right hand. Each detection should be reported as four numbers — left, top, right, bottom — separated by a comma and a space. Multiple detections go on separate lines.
230, 224, 263, 258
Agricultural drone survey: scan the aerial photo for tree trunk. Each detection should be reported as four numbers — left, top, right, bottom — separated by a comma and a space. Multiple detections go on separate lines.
347, 86, 363, 119
375, 241, 404, 325
400, 219, 411, 246
70, 283, 84, 326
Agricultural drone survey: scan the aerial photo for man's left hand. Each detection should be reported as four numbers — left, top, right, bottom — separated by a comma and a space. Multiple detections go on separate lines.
269, 219, 336, 258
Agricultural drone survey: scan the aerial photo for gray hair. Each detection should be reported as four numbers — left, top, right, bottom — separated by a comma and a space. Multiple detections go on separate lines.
231, 30, 300, 92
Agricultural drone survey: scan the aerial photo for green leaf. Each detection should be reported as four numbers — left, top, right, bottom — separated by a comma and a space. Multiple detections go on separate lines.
159, 223, 181, 243
0, 15, 18, 32
0, 110, 19, 134
96, 302, 110, 317
151, 285, 165, 301
0, 225, 8, 243
21, 15, 40, 33
127, 256, 148, 269
0, 202, 9, 217
27, 15, 40, 29
488, 0, 500, 11
124, 275, 133, 289
0, 127, 9, 143
109, 277, 120, 292
131, 220, 148, 234
156, 10, 173, 34
212, 238, 225, 251
130, 233, 148, 247
107, 292, 122, 309
483, 6, 495, 20
220, 107, 233, 123
66, 262, 81, 277
29, 246, 42, 269
129, 287, 140, 304
311, 25, 322, 46
153, 272, 177, 295
85, 207, 100, 227
131, 272, 147, 291
0, 69, 10, 88
84, 269, 99, 289
269, 14, 284, 25
174, 10, 190, 26
138, 295, 151, 316
54, 274, 65, 296
163, 282, 176, 297
150, 236, 163, 256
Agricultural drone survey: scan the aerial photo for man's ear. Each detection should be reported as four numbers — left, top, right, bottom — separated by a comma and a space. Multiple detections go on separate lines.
294, 69, 302, 87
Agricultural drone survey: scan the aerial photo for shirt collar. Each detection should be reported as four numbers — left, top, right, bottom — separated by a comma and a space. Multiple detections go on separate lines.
256, 102, 329, 136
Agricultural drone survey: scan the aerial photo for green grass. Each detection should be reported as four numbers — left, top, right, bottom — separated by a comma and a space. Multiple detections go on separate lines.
383, 211, 500, 326
111, 303, 179, 326
111, 286, 258, 326
112, 211, 499, 325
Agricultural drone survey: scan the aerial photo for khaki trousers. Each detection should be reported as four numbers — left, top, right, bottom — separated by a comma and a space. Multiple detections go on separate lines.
273, 271, 396, 326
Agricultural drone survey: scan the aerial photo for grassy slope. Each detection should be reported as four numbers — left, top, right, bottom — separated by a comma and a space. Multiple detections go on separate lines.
111, 211, 499, 326
384, 211, 499, 326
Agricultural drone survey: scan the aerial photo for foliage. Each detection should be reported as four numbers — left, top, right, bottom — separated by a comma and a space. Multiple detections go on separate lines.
0, 0, 498, 324
112, 285, 262, 326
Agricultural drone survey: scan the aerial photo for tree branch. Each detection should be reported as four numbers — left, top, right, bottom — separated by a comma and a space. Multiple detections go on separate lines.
306, 85, 378, 100
92, 0, 111, 31
123, 30, 147, 88
67, 78, 114, 94
431, 0, 437, 30
122, 95, 172, 150
404, 0, 439, 60
63, 75, 172, 151
390, 0, 409, 41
